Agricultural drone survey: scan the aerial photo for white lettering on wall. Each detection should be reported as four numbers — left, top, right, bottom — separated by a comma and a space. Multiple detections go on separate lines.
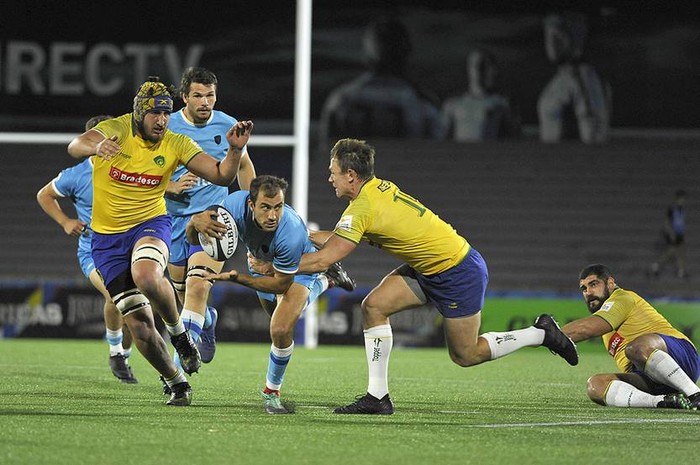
0, 41, 204, 96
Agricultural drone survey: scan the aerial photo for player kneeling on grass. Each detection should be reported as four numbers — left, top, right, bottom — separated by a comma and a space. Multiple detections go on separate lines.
561, 264, 700, 410
187, 175, 356, 414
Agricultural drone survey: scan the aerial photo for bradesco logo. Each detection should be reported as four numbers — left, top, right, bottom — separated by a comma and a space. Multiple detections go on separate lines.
109, 166, 163, 187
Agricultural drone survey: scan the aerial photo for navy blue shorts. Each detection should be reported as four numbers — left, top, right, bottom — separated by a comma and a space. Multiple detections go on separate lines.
660, 334, 700, 382
398, 247, 489, 318
92, 215, 172, 288
630, 334, 700, 387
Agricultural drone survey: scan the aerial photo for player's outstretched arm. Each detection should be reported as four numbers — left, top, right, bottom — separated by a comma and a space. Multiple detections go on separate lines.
561, 315, 612, 343
206, 268, 294, 295
187, 120, 253, 186
308, 230, 334, 248
68, 130, 118, 159
299, 234, 357, 273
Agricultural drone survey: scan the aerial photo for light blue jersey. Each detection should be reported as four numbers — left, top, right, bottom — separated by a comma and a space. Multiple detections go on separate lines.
166, 109, 235, 216
166, 109, 240, 264
221, 190, 321, 301
51, 158, 95, 278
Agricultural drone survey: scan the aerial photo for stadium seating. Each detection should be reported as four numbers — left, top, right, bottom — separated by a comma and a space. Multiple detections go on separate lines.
2, 136, 698, 298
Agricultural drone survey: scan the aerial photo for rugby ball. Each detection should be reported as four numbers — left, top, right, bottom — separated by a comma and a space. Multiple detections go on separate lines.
199, 205, 238, 261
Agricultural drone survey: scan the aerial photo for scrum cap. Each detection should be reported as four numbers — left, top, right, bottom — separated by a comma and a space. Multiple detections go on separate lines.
133, 76, 174, 122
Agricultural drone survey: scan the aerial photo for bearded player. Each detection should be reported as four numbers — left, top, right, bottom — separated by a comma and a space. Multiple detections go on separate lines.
67, 76, 253, 405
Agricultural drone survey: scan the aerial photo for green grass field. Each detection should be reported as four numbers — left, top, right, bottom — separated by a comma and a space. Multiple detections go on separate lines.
1, 339, 698, 465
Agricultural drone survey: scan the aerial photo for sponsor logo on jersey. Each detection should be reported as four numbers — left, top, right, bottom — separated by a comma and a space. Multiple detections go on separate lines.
109, 166, 162, 187
607, 331, 624, 356
336, 215, 353, 231
601, 301, 614, 312
153, 155, 165, 167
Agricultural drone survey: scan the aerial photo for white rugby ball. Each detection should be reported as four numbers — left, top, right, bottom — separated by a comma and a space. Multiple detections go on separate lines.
199, 205, 238, 261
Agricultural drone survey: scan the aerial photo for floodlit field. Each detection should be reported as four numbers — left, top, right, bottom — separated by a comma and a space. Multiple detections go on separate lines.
1, 339, 698, 465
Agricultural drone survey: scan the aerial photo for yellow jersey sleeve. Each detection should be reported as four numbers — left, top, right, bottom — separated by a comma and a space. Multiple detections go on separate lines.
90, 114, 202, 233
333, 177, 469, 275
595, 288, 692, 372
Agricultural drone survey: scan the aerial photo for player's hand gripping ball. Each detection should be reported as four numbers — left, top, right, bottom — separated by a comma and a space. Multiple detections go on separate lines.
199, 206, 238, 261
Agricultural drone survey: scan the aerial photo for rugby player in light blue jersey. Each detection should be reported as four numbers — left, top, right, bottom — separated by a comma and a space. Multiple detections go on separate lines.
166, 67, 257, 367
187, 175, 355, 414
37, 115, 138, 384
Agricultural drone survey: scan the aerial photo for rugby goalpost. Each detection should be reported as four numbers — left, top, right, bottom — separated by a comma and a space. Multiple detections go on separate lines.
0, 0, 319, 348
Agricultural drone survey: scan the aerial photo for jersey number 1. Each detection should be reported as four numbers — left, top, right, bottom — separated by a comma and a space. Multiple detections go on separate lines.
393, 190, 426, 217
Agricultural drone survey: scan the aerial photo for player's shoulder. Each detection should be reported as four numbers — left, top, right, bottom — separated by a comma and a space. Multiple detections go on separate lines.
93, 113, 129, 136
276, 208, 308, 243
61, 158, 93, 177
222, 190, 249, 214
605, 288, 637, 309
168, 109, 187, 125
164, 128, 199, 146
211, 110, 237, 126
361, 177, 394, 199
282, 204, 305, 227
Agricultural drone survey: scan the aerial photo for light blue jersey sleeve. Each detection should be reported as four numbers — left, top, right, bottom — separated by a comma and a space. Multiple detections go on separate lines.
50, 158, 94, 255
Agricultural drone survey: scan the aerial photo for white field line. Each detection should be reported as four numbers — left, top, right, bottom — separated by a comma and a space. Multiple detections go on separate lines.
461, 418, 700, 428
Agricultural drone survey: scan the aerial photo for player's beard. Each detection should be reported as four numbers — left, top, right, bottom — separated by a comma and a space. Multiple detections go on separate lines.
137, 119, 165, 143
586, 288, 611, 313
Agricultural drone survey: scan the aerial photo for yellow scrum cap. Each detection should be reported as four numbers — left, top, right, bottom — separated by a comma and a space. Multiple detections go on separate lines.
133, 76, 174, 122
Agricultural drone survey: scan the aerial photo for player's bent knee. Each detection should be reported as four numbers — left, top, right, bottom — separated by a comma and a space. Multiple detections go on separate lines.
360, 296, 389, 320
185, 265, 215, 297
269, 317, 296, 343
270, 324, 294, 343
586, 374, 612, 404
623, 342, 649, 365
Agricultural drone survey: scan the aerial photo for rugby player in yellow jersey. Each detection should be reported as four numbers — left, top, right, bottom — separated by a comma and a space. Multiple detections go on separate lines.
562, 264, 700, 409
67, 77, 253, 406
296, 138, 579, 414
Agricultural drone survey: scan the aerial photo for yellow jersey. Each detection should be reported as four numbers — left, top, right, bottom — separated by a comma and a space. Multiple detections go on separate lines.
91, 114, 202, 233
334, 177, 470, 275
594, 287, 692, 372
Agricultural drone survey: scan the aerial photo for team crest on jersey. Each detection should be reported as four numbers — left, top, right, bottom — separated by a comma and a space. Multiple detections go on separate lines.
214, 135, 221, 144
336, 215, 353, 232
600, 301, 614, 312
153, 155, 165, 167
